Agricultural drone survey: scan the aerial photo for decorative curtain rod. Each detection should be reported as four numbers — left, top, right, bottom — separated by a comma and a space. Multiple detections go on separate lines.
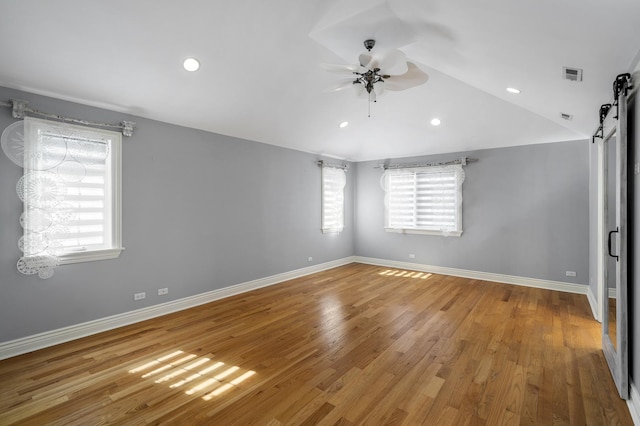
1, 99, 135, 137
316, 160, 348, 170
376, 157, 477, 170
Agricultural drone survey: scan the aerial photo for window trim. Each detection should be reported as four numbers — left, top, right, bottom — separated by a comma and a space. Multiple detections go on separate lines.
23, 118, 123, 264
383, 165, 464, 237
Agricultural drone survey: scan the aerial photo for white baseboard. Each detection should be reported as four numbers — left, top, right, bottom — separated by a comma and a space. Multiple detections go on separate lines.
609, 287, 617, 299
628, 381, 640, 425
585, 285, 615, 322
353, 256, 588, 295
587, 286, 600, 322
0, 256, 356, 361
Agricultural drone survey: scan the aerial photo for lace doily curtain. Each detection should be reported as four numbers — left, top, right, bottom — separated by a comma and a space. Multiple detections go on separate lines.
1, 117, 110, 279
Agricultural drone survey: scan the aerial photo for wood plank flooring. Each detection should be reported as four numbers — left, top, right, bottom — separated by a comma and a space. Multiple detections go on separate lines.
0, 263, 633, 425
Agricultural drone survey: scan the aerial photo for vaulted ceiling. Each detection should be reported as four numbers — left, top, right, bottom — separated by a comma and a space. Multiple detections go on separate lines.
1, 0, 639, 161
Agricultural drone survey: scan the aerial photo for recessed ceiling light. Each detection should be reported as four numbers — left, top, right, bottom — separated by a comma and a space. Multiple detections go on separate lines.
430, 118, 441, 126
339, 121, 349, 128
183, 57, 200, 72
506, 87, 521, 94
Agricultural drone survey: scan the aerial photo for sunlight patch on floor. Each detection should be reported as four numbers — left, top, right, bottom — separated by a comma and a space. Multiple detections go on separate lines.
203, 371, 256, 400
379, 269, 432, 279
128, 350, 256, 401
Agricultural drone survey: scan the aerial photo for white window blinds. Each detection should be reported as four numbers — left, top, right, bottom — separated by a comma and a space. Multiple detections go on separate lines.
49, 146, 112, 253
383, 164, 464, 236
321, 166, 346, 233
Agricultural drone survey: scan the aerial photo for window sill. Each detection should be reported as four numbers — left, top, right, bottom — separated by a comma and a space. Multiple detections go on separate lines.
322, 228, 344, 234
384, 228, 462, 237
57, 248, 124, 265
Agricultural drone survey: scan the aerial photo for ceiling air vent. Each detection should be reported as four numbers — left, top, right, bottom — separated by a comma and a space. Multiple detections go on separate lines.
563, 67, 583, 82
560, 112, 573, 121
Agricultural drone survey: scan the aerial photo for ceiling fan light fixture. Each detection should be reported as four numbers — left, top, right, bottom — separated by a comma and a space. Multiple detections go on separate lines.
183, 57, 200, 72
506, 87, 521, 94
322, 39, 429, 115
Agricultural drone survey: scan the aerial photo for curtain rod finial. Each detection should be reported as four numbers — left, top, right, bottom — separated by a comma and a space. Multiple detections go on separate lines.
121, 121, 135, 137
11, 99, 28, 119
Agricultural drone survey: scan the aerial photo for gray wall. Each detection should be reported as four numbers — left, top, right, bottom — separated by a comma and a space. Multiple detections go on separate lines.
354, 141, 590, 284
0, 86, 354, 342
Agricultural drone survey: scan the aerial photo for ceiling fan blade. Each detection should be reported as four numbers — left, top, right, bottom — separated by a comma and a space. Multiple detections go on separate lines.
384, 62, 429, 91
374, 49, 408, 75
327, 79, 357, 92
320, 63, 368, 75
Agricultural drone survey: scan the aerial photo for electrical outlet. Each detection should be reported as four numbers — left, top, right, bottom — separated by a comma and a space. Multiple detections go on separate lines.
409, 253, 416, 259
158, 288, 168, 296
134, 292, 146, 301
308, 257, 313, 262
565, 271, 576, 277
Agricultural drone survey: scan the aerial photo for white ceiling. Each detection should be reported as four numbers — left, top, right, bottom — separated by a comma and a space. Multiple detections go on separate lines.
1, 0, 639, 161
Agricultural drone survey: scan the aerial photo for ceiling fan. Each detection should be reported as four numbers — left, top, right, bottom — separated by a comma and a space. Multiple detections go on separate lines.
323, 39, 429, 113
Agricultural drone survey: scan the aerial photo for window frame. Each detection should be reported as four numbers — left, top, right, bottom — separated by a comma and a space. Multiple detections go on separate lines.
383, 164, 464, 237
22, 117, 123, 265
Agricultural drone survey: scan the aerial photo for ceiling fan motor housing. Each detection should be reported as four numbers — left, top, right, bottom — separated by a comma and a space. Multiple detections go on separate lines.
364, 39, 376, 51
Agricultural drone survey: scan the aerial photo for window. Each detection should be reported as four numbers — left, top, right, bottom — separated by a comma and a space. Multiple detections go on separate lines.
321, 166, 346, 233
383, 165, 464, 236
20, 117, 122, 266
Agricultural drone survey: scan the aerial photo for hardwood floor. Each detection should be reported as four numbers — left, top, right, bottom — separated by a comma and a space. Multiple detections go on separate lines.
0, 263, 633, 425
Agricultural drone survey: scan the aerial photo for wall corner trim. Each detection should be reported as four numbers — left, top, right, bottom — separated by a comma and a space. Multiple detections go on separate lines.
0, 256, 356, 361
628, 381, 640, 425
587, 286, 600, 322
353, 256, 589, 295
